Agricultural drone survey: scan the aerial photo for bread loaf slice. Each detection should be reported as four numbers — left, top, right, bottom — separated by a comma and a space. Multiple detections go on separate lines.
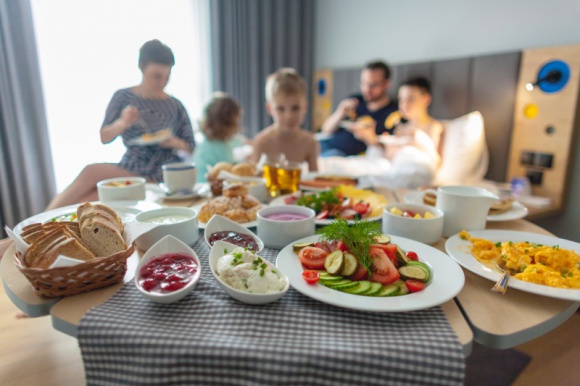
80, 216, 126, 257
24, 227, 95, 268
77, 202, 123, 230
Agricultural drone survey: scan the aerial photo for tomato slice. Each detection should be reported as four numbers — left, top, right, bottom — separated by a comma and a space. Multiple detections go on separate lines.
406, 279, 425, 292
351, 264, 369, 281
298, 247, 328, 269
370, 244, 398, 267
369, 247, 400, 284
302, 270, 320, 284
337, 241, 348, 252
353, 201, 370, 214
406, 251, 419, 261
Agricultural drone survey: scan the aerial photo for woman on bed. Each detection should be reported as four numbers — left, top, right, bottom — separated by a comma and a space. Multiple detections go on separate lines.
319, 77, 443, 188
46, 40, 195, 210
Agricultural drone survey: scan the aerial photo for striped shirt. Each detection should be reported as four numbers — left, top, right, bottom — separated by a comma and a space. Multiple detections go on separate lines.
103, 88, 195, 182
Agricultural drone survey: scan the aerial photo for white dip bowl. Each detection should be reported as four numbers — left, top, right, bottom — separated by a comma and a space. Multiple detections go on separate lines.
382, 203, 444, 245
256, 206, 316, 249
97, 177, 146, 201
135, 207, 199, 251
204, 214, 264, 253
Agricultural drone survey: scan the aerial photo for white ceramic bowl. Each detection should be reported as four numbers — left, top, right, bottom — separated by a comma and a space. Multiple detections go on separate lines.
209, 240, 289, 304
135, 207, 199, 251
97, 177, 146, 201
257, 206, 316, 249
382, 203, 444, 245
134, 235, 201, 303
204, 214, 264, 253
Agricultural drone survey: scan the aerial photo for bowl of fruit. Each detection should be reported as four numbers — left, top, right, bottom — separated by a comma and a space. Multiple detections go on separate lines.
382, 204, 444, 245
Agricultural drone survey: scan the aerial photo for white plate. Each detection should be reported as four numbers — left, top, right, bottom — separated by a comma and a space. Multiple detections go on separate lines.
445, 230, 580, 301
203, 215, 264, 253
191, 201, 263, 229
269, 195, 382, 225
276, 235, 465, 312
148, 183, 210, 201
299, 172, 372, 191
403, 190, 528, 221
13, 200, 162, 234
127, 132, 171, 146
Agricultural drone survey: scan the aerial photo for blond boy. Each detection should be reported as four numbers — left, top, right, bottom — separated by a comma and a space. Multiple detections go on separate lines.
250, 68, 319, 171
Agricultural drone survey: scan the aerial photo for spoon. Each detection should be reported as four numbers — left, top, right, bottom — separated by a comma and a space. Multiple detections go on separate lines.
491, 259, 519, 294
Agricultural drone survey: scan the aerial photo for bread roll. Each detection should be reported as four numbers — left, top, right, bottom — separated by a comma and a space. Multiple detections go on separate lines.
231, 162, 256, 177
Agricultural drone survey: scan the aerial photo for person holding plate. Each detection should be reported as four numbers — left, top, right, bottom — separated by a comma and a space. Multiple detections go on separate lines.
47, 40, 195, 210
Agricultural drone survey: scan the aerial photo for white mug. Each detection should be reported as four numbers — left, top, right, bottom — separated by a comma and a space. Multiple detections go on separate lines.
162, 162, 197, 193
425, 186, 499, 238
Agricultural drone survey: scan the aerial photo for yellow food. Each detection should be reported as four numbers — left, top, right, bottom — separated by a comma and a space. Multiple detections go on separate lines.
390, 207, 403, 216
460, 230, 580, 289
424, 212, 435, 219
338, 186, 387, 217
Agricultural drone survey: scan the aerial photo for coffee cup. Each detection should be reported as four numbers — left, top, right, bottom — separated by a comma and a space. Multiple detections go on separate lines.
162, 162, 197, 193
424, 186, 499, 237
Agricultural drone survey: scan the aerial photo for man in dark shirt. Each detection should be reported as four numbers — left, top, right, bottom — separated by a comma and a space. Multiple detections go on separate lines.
320, 61, 398, 157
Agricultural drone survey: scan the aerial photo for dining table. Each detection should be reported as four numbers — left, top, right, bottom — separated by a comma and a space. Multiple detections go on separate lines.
2, 184, 579, 385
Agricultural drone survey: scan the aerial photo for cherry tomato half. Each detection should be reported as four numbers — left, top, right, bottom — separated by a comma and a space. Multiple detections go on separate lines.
405, 280, 425, 293
302, 270, 320, 284
406, 251, 419, 261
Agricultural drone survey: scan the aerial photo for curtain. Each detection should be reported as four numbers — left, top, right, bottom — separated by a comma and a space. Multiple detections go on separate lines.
0, 0, 56, 232
210, 0, 314, 137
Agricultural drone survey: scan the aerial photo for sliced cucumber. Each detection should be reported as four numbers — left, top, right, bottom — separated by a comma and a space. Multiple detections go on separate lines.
324, 250, 344, 275
341, 253, 358, 276
398, 265, 428, 282
323, 279, 351, 287
373, 234, 391, 244
406, 261, 431, 282
374, 284, 400, 297
318, 275, 344, 283
329, 280, 358, 290
362, 282, 383, 296
393, 279, 410, 295
342, 281, 373, 294
293, 242, 315, 252
395, 246, 411, 266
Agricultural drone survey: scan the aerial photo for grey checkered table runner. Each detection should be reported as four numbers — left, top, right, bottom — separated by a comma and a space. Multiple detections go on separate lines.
78, 233, 465, 386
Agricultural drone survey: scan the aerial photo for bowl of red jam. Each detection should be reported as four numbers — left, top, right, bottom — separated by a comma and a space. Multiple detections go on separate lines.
135, 235, 201, 303
204, 214, 264, 253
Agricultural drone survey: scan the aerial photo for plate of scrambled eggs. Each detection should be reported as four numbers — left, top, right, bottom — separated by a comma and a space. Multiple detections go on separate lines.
445, 230, 580, 301
128, 128, 172, 146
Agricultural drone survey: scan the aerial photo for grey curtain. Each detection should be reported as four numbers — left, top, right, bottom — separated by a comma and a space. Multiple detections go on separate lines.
0, 0, 56, 233
210, 0, 314, 137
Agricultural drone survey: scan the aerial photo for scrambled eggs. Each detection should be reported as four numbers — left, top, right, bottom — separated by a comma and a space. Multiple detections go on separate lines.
460, 230, 580, 289
338, 186, 387, 217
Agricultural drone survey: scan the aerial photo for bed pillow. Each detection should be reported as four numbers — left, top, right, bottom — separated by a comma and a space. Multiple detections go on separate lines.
434, 111, 489, 186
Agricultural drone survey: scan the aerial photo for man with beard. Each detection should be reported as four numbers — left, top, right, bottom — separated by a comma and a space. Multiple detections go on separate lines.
320, 61, 398, 157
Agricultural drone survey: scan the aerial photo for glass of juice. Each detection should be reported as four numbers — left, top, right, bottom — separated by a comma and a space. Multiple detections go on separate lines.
260, 153, 282, 195
277, 161, 302, 195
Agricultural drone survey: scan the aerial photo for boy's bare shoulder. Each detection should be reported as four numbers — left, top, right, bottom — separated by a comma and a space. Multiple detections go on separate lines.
253, 126, 276, 143
298, 129, 317, 143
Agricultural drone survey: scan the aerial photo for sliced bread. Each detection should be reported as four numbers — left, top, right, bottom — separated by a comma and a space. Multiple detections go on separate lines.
80, 216, 126, 257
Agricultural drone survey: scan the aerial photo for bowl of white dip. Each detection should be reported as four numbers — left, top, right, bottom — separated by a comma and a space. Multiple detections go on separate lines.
209, 240, 289, 304
135, 207, 198, 251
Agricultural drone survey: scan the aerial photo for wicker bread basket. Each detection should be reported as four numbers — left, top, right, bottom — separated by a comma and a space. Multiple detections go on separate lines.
15, 244, 135, 298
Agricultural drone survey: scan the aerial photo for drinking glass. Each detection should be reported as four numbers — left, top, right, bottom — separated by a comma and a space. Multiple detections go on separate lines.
277, 161, 302, 195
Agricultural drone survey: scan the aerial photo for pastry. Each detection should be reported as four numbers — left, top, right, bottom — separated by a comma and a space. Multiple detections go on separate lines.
231, 162, 256, 177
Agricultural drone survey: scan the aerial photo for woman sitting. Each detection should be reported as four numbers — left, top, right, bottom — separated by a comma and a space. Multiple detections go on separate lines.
47, 40, 195, 210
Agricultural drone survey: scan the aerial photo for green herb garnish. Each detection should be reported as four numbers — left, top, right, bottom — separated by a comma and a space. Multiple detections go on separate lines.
295, 188, 342, 214
553, 245, 559, 250
316, 218, 382, 273
495, 242, 502, 247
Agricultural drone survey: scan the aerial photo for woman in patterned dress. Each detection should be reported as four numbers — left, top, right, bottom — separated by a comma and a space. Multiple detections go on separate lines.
46, 40, 195, 210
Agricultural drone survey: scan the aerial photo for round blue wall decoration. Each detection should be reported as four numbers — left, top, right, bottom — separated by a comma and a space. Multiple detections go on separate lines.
537, 60, 570, 94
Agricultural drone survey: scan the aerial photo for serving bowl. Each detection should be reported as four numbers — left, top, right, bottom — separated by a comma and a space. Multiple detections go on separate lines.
209, 240, 289, 304
97, 177, 146, 201
382, 203, 444, 245
134, 235, 201, 304
256, 206, 316, 249
135, 207, 199, 250
204, 214, 264, 253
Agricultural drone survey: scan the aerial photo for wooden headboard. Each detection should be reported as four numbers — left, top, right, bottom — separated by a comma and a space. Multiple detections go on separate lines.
312, 52, 522, 182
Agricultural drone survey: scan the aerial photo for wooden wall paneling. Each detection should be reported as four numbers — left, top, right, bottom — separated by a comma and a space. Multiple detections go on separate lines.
430, 58, 471, 119
507, 45, 580, 209
469, 52, 521, 182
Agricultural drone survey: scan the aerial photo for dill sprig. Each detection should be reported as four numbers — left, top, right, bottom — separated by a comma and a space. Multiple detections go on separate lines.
316, 218, 382, 272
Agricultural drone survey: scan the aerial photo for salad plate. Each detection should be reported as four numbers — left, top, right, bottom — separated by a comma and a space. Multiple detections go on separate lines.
404, 190, 528, 221
13, 200, 162, 234
446, 230, 580, 301
276, 234, 465, 312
